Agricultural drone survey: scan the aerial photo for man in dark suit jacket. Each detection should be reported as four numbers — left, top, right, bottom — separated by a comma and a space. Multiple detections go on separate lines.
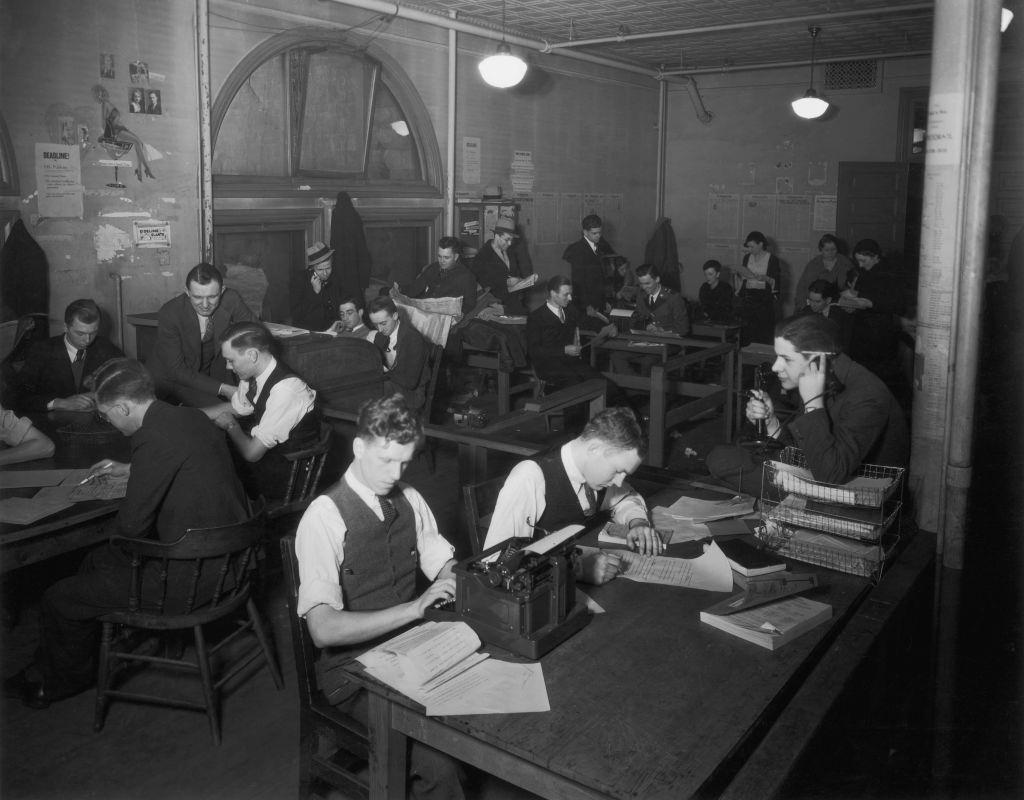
366, 296, 429, 411
471, 221, 528, 314
14, 299, 124, 413
4, 359, 249, 709
562, 214, 616, 315
526, 274, 617, 391
148, 262, 257, 407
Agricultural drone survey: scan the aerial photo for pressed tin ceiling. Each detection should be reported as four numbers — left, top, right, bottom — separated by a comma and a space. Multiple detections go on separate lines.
399, 0, 939, 73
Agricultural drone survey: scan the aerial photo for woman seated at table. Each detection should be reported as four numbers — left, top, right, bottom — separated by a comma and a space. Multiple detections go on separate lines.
0, 405, 55, 466
706, 313, 908, 491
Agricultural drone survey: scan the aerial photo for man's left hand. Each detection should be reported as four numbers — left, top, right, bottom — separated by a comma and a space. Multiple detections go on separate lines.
626, 524, 664, 555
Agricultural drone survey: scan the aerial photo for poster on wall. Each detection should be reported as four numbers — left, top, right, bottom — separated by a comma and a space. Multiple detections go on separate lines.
741, 195, 778, 237
462, 137, 481, 185
812, 194, 837, 231
133, 219, 171, 248
35, 143, 84, 219
776, 195, 812, 242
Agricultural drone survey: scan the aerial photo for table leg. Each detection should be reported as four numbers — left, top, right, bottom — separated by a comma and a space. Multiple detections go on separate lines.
367, 692, 407, 800
647, 366, 666, 468
496, 371, 511, 415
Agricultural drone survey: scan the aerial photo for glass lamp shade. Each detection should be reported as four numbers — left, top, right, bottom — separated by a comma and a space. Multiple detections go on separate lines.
791, 89, 830, 120
478, 44, 527, 88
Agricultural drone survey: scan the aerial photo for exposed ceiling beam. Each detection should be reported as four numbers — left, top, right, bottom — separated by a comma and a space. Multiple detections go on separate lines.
660, 49, 932, 77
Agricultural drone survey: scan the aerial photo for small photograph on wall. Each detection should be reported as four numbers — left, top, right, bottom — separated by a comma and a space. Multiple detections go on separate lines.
58, 116, 76, 146
129, 88, 145, 114
100, 53, 115, 79
129, 60, 149, 84
145, 89, 162, 115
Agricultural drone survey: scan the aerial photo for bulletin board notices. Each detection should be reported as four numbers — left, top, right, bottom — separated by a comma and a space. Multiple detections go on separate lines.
35, 143, 83, 218
707, 193, 740, 240
741, 195, 778, 237
812, 195, 837, 231
559, 193, 582, 242
776, 195, 812, 242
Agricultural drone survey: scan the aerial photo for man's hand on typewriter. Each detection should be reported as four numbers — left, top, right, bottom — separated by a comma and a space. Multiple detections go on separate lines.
414, 577, 456, 618
581, 550, 623, 585
626, 523, 664, 556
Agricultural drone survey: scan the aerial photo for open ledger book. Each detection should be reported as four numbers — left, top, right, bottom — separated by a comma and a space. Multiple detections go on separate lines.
356, 620, 549, 716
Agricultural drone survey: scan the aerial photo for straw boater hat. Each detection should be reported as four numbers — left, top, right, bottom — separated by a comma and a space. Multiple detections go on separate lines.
492, 220, 518, 237
306, 241, 334, 268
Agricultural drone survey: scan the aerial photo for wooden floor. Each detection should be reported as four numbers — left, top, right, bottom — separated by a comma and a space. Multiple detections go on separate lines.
1, 367, 1021, 799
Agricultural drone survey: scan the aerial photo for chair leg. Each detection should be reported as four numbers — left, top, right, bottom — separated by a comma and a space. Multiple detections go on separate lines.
247, 597, 284, 690
93, 621, 114, 732
193, 625, 221, 745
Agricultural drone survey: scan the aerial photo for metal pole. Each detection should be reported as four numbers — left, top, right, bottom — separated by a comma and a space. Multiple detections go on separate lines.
196, 0, 214, 264
655, 80, 667, 220
446, 11, 457, 237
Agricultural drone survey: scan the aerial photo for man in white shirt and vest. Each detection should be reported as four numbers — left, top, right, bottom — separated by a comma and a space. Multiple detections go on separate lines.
294, 393, 464, 799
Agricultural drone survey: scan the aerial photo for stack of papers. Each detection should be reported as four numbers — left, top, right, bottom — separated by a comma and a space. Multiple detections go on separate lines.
650, 493, 756, 543
356, 621, 549, 716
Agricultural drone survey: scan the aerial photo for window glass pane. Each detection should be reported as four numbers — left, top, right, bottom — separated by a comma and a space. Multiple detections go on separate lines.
214, 56, 286, 175
299, 51, 373, 174
368, 83, 420, 181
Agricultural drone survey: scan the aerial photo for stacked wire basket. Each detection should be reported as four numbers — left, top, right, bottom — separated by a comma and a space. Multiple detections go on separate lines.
755, 446, 903, 580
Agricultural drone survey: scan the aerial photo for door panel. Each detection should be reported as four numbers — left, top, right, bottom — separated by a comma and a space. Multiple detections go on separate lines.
836, 162, 910, 258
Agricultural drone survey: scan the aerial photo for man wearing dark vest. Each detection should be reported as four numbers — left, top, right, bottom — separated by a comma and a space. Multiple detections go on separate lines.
294, 393, 464, 799
14, 298, 124, 412
482, 407, 663, 584
203, 321, 319, 502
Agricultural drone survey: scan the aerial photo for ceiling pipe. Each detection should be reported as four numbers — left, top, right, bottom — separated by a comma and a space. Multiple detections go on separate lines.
660, 49, 933, 77
545, 3, 934, 50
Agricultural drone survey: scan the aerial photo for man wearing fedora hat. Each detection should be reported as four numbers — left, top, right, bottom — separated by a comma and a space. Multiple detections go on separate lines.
292, 241, 345, 331
470, 219, 529, 315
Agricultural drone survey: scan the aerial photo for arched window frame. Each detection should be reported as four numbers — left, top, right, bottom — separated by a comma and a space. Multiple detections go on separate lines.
211, 26, 443, 199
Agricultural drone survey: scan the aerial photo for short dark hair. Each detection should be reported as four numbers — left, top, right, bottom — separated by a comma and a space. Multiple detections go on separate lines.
356, 393, 422, 446
774, 313, 842, 354
92, 358, 155, 405
817, 233, 840, 250
546, 274, 572, 294
744, 230, 768, 248
65, 299, 101, 326
852, 238, 882, 257
807, 279, 838, 302
634, 263, 660, 280
185, 262, 223, 288
580, 407, 646, 458
437, 236, 461, 254
338, 294, 362, 311
581, 214, 602, 231
702, 260, 722, 273
220, 321, 273, 352
367, 296, 398, 316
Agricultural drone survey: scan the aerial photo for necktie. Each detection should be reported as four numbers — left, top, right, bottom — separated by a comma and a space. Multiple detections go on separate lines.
558, 309, 565, 323
71, 347, 86, 390
378, 494, 397, 527
201, 317, 213, 343
245, 379, 258, 405
583, 484, 597, 516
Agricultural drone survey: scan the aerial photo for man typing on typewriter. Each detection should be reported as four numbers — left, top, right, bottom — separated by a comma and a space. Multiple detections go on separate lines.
294, 393, 465, 799
482, 407, 663, 585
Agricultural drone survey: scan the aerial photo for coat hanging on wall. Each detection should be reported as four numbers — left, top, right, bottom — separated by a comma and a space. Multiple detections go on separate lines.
644, 217, 682, 294
0, 218, 49, 322
330, 191, 373, 306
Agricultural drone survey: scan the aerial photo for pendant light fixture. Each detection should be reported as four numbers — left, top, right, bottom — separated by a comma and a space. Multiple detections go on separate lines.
478, 0, 527, 88
791, 26, 830, 120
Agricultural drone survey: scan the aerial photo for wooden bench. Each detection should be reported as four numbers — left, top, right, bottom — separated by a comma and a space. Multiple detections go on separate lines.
462, 344, 537, 415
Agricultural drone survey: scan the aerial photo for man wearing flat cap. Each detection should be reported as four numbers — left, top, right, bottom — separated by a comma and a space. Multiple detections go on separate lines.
470, 219, 529, 314
292, 241, 345, 331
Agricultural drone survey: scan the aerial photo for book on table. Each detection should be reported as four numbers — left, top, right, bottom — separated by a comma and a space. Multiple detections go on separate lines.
716, 536, 787, 577
700, 595, 833, 651
506, 273, 538, 293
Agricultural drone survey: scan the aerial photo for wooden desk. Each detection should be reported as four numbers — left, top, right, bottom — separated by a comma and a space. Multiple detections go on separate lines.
0, 412, 130, 572
348, 523, 934, 800
586, 332, 735, 467
691, 321, 741, 343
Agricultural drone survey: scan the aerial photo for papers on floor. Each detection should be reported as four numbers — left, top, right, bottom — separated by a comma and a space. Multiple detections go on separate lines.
615, 539, 733, 591
356, 621, 549, 716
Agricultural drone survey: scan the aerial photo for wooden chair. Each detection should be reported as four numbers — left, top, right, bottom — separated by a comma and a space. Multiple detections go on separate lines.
93, 514, 283, 744
280, 537, 370, 800
267, 421, 333, 521
461, 475, 508, 555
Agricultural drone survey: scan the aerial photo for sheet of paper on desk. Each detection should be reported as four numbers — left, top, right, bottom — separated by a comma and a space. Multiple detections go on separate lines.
656, 493, 756, 523
0, 495, 74, 525
67, 474, 129, 502
264, 321, 310, 338
0, 469, 76, 489
524, 524, 584, 555
616, 540, 733, 591
425, 660, 549, 716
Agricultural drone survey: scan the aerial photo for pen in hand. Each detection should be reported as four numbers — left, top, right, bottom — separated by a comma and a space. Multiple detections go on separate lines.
79, 461, 114, 485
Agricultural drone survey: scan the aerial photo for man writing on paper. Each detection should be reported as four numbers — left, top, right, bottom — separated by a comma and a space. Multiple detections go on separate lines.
294, 393, 465, 799
202, 322, 320, 502
14, 299, 124, 412
483, 407, 663, 585
5, 359, 248, 709
470, 219, 530, 315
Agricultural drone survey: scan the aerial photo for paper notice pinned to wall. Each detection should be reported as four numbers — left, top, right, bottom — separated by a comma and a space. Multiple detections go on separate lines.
35, 143, 83, 218
133, 220, 171, 248
462, 136, 481, 185
812, 194, 837, 231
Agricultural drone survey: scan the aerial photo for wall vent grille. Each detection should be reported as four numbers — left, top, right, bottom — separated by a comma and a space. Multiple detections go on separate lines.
825, 60, 879, 91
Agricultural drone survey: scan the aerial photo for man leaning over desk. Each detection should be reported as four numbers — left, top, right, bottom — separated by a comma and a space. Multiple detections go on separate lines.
148, 262, 256, 407
294, 393, 466, 799
483, 407, 664, 585
14, 298, 123, 412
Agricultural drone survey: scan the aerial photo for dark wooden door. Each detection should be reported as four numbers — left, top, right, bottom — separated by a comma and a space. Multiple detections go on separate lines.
836, 162, 911, 258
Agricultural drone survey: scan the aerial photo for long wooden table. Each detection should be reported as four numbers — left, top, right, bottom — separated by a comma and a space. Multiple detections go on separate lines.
0, 412, 130, 572
346, 511, 935, 800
